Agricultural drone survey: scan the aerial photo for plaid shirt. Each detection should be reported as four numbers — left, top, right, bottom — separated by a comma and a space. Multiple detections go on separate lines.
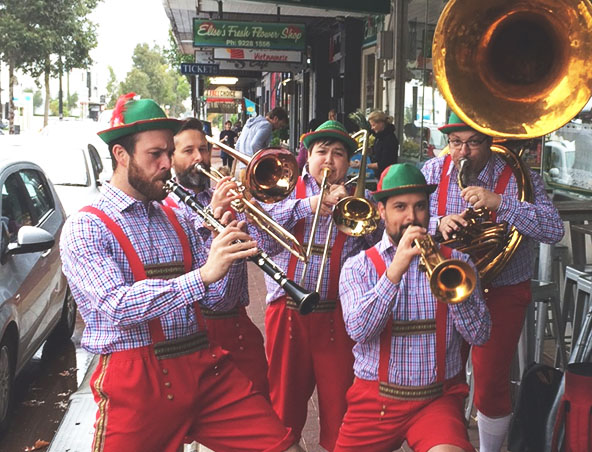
255, 168, 384, 303
422, 153, 564, 287
167, 187, 249, 307
339, 232, 490, 385
60, 183, 242, 355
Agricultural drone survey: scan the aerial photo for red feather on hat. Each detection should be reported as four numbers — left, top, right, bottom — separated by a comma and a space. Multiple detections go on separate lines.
111, 92, 136, 127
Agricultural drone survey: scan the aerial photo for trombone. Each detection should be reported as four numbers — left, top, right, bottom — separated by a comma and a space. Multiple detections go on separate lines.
300, 130, 380, 293
205, 135, 299, 203
194, 163, 306, 261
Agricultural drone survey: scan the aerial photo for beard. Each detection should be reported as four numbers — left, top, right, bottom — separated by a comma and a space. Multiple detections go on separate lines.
128, 157, 171, 201
176, 163, 211, 192
388, 221, 423, 245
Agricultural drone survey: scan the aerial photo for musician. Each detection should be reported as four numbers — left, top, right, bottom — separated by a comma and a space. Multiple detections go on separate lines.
421, 112, 564, 452
257, 120, 383, 451
167, 117, 269, 398
60, 94, 301, 452
336, 163, 490, 452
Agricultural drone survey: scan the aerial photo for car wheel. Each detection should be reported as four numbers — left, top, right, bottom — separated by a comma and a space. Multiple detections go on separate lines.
0, 337, 15, 435
48, 287, 77, 343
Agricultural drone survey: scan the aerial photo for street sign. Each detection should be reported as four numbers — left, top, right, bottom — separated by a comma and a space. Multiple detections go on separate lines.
213, 48, 302, 63
195, 49, 305, 73
180, 63, 220, 75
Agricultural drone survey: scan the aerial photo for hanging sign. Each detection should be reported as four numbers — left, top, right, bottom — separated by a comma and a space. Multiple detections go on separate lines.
193, 19, 306, 51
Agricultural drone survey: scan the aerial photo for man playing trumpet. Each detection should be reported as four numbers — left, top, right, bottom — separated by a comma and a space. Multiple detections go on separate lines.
421, 112, 564, 452
336, 163, 490, 452
257, 120, 383, 451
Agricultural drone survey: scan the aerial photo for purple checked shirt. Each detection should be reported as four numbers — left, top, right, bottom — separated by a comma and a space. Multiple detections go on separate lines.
340, 232, 491, 385
60, 183, 243, 355
255, 168, 384, 303
167, 187, 249, 308
422, 153, 564, 287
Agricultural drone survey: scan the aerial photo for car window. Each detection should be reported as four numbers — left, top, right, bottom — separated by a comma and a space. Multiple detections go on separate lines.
1, 173, 33, 240
88, 144, 103, 179
19, 169, 54, 224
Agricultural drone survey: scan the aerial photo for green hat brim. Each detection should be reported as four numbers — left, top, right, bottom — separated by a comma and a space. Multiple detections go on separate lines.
98, 117, 182, 144
438, 122, 476, 134
301, 129, 357, 156
372, 183, 437, 202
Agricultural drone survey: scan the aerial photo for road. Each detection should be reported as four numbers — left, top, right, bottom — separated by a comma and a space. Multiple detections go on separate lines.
0, 315, 93, 452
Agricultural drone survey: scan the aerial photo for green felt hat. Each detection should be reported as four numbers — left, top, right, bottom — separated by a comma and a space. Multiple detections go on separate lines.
438, 111, 476, 134
372, 163, 437, 202
98, 93, 181, 144
301, 120, 357, 156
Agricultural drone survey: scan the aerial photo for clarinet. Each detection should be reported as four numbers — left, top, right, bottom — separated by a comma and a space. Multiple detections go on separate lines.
164, 180, 319, 315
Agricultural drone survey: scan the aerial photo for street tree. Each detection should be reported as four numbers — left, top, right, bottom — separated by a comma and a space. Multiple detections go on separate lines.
120, 43, 189, 117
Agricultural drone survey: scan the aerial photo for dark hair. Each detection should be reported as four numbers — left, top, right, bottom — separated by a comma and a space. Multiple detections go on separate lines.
224, 120, 232, 126
307, 118, 323, 131
177, 118, 204, 134
108, 133, 138, 170
267, 107, 288, 122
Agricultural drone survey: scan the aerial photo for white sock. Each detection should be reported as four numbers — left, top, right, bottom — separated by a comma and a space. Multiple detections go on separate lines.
476, 410, 512, 452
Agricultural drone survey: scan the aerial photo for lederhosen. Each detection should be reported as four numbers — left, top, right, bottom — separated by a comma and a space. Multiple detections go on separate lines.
438, 154, 531, 416
82, 205, 295, 452
334, 245, 473, 452
265, 177, 355, 451
163, 195, 269, 398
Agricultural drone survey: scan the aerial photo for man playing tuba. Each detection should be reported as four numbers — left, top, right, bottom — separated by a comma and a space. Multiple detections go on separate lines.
421, 112, 564, 452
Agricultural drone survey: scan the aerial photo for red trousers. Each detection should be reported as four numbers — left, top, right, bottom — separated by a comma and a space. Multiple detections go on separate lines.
265, 298, 355, 451
90, 343, 294, 452
205, 307, 269, 398
472, 280, 531, 417
334, 378, 474, 452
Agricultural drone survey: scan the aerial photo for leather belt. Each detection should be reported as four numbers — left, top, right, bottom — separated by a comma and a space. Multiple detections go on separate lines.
201, 306, 240, 319
285, 296, 336, 313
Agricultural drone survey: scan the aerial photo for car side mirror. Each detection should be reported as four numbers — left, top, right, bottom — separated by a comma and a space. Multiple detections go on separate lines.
5, 226, 55, 257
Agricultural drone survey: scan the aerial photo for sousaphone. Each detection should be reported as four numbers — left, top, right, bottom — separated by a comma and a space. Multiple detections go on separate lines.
432, 0, 592, 284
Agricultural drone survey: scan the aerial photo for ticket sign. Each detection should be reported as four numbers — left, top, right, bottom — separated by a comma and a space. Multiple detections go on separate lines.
193, 19, 306, 51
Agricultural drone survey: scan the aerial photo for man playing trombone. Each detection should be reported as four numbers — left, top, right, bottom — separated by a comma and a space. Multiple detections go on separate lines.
257, 120, 383, 451
421, 112, 564, 452
336, 163, 490, 452
60, 94, 302, 452
166, 117, 270, 398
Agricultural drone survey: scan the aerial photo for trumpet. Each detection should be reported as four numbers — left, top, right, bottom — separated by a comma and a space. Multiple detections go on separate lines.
205, 135, 298, 203
415, 235, 477, 304
194, 163, 306, 261
164, 180, 319, 315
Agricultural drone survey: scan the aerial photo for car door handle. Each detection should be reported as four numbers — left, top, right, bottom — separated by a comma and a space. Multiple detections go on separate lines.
40, 249, 51, 258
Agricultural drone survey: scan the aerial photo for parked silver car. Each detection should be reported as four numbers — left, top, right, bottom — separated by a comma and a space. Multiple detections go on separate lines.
0, 156, 76, 434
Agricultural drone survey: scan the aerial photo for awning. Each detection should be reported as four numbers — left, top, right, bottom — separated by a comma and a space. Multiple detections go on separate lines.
243, 0, 390, 15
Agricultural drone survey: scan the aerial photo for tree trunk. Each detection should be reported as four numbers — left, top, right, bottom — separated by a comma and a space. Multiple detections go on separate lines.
44, 63, 50, 127
8, 59, 15, 134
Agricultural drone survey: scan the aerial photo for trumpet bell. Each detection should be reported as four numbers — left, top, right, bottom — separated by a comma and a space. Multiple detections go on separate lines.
433, 0, 592, 139
246, 147, 299, 203
430, 259, 477, 304
333, 196, 380, 236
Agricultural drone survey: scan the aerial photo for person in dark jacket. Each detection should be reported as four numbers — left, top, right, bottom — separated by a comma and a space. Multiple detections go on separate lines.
367, 110, 399, 178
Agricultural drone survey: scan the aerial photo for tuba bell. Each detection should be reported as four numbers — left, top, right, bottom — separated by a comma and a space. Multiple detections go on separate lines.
432, 0, 592, 285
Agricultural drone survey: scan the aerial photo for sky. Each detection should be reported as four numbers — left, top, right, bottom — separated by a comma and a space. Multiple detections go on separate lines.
90, 0, 171, 89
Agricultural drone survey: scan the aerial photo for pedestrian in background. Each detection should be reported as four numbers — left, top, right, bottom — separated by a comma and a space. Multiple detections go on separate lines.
218, 120, 237, 168
367, 110, 400, 179
296, 118, 323, 171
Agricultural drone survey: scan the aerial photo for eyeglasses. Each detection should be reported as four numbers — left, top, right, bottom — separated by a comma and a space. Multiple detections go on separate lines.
447, 137, 487, 149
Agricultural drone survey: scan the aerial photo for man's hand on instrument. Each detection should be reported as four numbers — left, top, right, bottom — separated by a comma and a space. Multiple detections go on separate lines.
211, 176, 241, 212
386, 225, 424, 284
437, 213, 468, 241
461, 186, 501, 211
200, 220, 258, 285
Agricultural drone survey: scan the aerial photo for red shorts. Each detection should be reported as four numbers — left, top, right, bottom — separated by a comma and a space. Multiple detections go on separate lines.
471, 280, 531, 417
334, 378, 474, 452
265, 298, 355, 451
205, 307, 269, 398
90, 343, 294, 452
